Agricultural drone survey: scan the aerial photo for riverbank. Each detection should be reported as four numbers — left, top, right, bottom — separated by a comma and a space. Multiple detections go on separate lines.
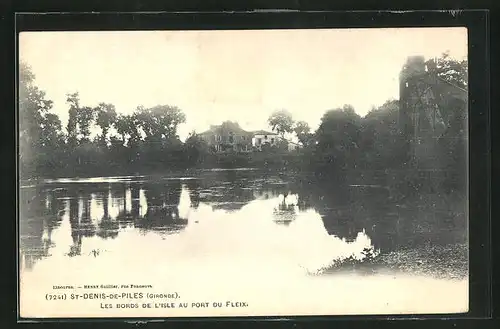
19, 151, 304, 180
317, 243, 468, 280
21, 147, 466, 199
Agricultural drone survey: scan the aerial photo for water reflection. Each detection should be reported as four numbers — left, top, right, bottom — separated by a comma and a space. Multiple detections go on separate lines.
19, 171, 467, 274
136, 181, 187, 234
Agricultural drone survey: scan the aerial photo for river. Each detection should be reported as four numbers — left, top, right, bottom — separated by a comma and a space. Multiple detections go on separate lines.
19, 169, 468, 317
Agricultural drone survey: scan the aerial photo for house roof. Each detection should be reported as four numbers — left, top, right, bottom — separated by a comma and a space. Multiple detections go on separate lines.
199, 121, 252, 135
252, 130, 277, 135
199, 123, 279, 137
199, 129, 214, 136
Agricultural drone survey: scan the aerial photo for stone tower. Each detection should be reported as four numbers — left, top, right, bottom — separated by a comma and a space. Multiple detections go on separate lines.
399, 56, 427, 168
399, 55, 453, 170
399, 55, 468, 171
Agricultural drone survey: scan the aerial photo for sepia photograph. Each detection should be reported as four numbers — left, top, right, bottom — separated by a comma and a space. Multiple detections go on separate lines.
18, 27, 468, 318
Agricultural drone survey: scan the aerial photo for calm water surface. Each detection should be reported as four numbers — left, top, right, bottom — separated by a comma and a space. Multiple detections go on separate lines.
19, 169, 468, 316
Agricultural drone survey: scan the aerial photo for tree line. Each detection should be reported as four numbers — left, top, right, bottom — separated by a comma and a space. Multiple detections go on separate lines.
19, 60, 191, 178
19, 52, 467, 195
262, 52, 467, 194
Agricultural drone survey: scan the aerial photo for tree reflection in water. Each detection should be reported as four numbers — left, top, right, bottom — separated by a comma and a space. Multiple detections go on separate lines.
19, 186, 66, 269
289, 179, 467, 253
272, 193, 299, 225
96, 191, 119, 240
19, 171, 467, 270
135, 181, 187, 234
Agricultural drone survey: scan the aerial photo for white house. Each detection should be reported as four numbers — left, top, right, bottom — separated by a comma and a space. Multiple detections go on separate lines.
251, 130, 304, 152
252, 130, 279, 150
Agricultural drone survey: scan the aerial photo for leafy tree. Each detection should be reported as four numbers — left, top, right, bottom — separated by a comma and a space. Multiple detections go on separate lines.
95, 103, 117, 146
314, 105, 362, 172
293, 120, 314, 147
133, 105, 186, 167
360, 99, 402, 169
316, 105, 361, 151
19, 62, 55, 150
66, 92, 80, 147
426, 53, 467, 192
184, 132, 209, 165
19, 61, 62, 177
40, 113, 64, 149
268, 109, 294, 137
114, 114, 129, 144
425, 53, 468, 143
76, 106, 96, 144
115, 113, 140, 146
425, 51, 468, 90
136, 105, 186, 141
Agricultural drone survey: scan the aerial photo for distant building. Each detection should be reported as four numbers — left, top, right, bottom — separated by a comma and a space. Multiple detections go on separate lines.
199, 121, 253, 152
199, 122, 301, 153
252, 130, 279, 150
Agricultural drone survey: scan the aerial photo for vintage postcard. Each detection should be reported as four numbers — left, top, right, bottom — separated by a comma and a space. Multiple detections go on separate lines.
18, 27, 468, 318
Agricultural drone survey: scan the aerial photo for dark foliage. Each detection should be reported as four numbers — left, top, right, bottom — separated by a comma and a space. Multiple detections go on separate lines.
19, 53, 467, 199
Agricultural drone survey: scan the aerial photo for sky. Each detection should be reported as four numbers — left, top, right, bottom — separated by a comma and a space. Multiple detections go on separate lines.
19, 28, 467, 141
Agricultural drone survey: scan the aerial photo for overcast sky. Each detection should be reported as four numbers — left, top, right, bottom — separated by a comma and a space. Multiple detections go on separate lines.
19, 28, 467, 141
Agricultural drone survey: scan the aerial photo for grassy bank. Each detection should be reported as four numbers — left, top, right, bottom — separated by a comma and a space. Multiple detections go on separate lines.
192, 151, 307, 170
315, 244, 468, 280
